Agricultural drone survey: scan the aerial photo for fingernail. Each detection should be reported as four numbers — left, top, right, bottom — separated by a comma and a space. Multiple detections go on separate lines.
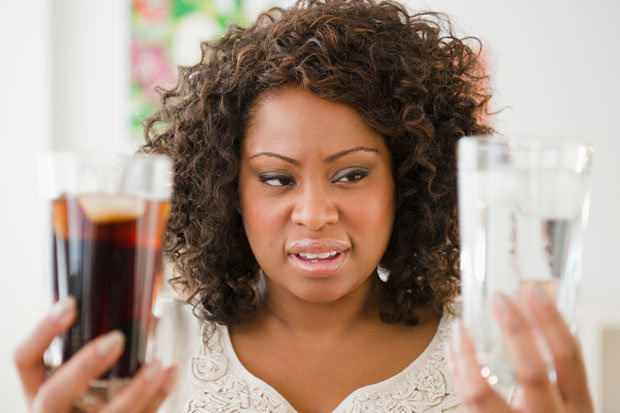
143, 360, 161, 381
529, 283, 549, 306
96, 331, 124, 356
49, 297, 76, 323
494, 292, 512, 318
164, 365, 179, 390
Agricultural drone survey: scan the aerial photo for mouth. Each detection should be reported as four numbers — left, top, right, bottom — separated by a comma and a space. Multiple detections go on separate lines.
295, 250, 343, 262
288, 249, 349, 278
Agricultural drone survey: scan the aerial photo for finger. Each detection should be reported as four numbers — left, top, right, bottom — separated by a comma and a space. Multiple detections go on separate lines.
98, 361, 167, 413
14, 297, 77, 404
448, 321, 510, 413
509, 386, 526, 413
526, 284, 594, 410
32, 330, 125, 413
493, 293, 562, 413
141, 365, 179, 413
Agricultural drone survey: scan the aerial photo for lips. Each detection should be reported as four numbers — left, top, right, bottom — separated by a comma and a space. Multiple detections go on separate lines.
287, 239, 349, 255
287, 239, 350, 278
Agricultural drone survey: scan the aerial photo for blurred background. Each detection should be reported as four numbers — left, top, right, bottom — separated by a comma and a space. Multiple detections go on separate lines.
1, 0, 618, 411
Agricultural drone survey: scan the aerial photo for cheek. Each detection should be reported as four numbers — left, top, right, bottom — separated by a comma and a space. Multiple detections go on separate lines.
240, 185, 288, 257
343, 180, 395, 240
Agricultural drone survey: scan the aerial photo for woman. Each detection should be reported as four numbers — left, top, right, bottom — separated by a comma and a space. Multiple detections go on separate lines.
15, 1, 594, 412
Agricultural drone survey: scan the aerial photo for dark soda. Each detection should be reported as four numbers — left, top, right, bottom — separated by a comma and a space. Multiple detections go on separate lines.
51, 194, 169, 379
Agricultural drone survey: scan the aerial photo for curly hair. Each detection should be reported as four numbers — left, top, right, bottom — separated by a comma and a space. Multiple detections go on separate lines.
142, 0, 493, 326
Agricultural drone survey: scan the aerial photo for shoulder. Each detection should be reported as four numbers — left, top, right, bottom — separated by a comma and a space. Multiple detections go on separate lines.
154, 298, 465, 412
151, 296, 209, 412
336, 300, 463, 412
151, 296, 206, 383
445, 297, 463, 323
155, 307, 293, 413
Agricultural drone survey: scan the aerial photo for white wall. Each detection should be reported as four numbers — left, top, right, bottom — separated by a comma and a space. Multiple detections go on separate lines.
406, 1, 620, 410
0, 1, 50, 411
0, 1, 129, 411
50, 0, 131, 154
407, 0, 620, 312
1, 1, 618, 411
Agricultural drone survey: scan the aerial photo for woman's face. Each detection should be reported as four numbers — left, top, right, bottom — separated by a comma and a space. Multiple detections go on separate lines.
239, 86, 395, 303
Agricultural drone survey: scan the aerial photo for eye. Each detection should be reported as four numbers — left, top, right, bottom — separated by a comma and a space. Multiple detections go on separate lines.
334, 169, 369, 183
259, 174, 295, 187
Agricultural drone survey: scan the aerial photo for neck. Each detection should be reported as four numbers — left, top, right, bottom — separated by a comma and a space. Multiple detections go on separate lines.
258, 275, 382, 337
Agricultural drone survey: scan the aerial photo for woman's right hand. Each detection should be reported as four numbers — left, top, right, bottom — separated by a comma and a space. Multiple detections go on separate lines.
14, 297, 178, 413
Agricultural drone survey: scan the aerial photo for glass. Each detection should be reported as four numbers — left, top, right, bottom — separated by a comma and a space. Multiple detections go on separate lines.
457, 136, 593, 396
39, 152, 172, 406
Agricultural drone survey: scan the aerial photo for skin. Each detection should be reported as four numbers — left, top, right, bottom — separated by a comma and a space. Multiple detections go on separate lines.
449, 287, 594, 413
234, 86, 440, 412
239, 85, 396, 306
13, 297, 178, 412
15, 85, 594, 412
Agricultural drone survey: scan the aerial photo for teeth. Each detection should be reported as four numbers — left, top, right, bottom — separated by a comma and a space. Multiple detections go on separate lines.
298, 251, 339, 259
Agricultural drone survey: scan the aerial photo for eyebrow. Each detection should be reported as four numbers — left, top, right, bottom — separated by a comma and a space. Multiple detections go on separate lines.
249, 146, 379, 165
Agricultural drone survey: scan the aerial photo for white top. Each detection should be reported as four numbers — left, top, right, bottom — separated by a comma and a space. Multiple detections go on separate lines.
153, 297, 462, 412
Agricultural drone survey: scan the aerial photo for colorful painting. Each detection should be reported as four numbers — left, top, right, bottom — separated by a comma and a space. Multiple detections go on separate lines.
130, 0, 256, 142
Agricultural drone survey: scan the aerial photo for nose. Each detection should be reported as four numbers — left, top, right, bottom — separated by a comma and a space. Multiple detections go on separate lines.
291, 181, 339, 231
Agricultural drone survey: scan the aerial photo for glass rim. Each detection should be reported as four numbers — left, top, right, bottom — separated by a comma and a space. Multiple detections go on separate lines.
38, 150, 173, 200
458, 135, 594, 153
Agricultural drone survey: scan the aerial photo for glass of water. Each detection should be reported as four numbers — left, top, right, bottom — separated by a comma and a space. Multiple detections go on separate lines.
457, 135, 593, 396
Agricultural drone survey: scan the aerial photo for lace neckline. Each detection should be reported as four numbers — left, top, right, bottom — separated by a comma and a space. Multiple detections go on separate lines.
218, 309, 452, 412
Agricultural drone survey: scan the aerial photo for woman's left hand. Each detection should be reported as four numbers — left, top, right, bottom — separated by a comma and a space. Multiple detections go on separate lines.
448, 286, 594, 413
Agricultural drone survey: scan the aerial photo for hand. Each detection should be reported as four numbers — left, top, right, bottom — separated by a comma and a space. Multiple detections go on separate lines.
448, 286, 594, 413
14, 297, 178, 413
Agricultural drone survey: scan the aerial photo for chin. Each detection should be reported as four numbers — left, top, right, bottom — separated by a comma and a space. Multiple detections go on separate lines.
291, 279, 361, 304
298, 291, 345, 304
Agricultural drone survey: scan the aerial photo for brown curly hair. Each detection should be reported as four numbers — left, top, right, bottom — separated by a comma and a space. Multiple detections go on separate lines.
142, 0, 493, 326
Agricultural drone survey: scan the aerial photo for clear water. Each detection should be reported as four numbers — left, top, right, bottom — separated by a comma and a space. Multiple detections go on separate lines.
459, 169, 589, 387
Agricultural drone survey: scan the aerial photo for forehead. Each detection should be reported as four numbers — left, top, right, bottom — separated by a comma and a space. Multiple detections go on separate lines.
243, 86, 386, 155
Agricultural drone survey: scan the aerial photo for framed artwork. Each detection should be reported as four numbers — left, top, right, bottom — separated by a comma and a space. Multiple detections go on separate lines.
130, 0, 252, 141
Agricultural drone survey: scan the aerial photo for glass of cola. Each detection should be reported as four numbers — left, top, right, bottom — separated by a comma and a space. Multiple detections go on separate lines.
38, 152, 172, 405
